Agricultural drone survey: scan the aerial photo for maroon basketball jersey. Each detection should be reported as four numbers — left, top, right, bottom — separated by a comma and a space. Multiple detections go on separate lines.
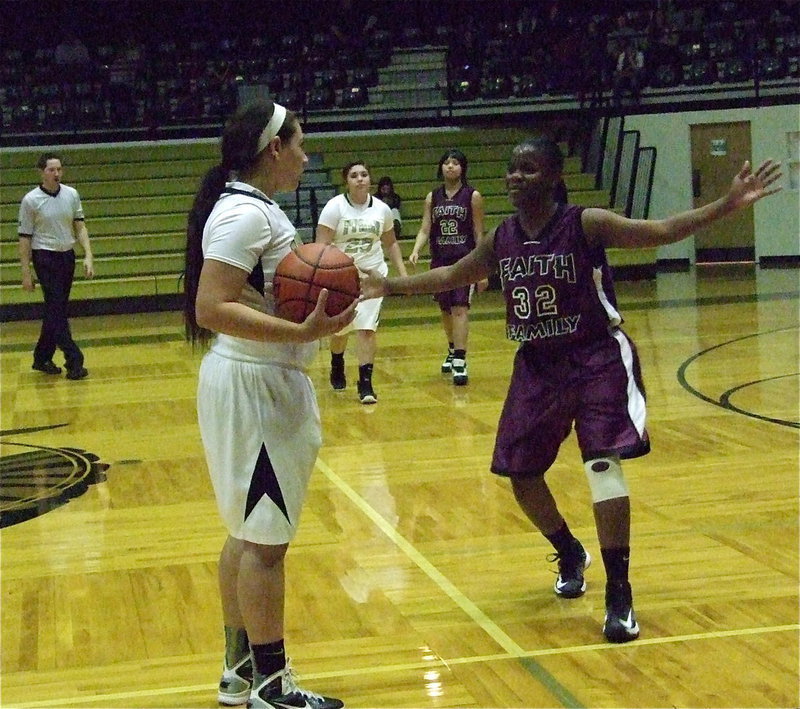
493, 205, 622, 349
429, 185, 476, 266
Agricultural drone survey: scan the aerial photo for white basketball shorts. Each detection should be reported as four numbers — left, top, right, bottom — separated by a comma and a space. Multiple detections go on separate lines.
337, 294, 383, 335
197, 351, 322, 545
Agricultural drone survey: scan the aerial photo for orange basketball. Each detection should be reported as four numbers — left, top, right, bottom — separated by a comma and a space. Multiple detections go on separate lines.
273, 243, 360, 323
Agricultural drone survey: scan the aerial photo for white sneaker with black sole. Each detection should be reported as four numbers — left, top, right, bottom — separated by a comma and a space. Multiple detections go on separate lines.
451, 358, 468, 386
441, 351, 454, 373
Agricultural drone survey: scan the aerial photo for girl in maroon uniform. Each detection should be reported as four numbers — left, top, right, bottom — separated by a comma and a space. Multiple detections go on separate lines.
409, 149, 486, 385
365, 136, 781, 643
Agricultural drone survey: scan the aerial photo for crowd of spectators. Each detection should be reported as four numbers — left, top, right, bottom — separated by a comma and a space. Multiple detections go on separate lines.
1, 0, 797, 137
447, 0, 798, 106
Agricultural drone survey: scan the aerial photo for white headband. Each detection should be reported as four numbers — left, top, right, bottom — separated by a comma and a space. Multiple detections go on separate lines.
255, 104, 287, 155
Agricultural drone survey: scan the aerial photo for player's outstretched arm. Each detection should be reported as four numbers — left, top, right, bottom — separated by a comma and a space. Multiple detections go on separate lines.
363, 236, 496, 300
584, 159, 782, 250
726, 159, 783, 209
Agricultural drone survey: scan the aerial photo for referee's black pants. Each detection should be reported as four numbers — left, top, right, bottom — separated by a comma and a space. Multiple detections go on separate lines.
31, 249, 84, 370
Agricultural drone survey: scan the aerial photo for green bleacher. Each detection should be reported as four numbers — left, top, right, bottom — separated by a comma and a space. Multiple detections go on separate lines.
310, 126, 656, 271
1, 141, 217, 313
0, 126, 656, 318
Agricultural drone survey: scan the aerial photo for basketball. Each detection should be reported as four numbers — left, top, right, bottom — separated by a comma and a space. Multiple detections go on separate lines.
273, 242, 360, 323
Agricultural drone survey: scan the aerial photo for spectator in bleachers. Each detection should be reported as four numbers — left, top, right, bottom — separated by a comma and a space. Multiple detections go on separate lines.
375, 176, 403, 238
538, 0, 579, 92
612, 40, 645, 106
448, 15, 484, 77
54, 31, 91, 73
329, 0, 379, 52
645, 3, 668, 40
646, 24, 682, 85
541, 0, 573, 36
609, 11, 637, 46
106, 38, 144, 125
52, 30, 95, 125
660, 0, 699, 44
511, 3, 541, 60
577, 19, 613, 111
515, 4, 540, 35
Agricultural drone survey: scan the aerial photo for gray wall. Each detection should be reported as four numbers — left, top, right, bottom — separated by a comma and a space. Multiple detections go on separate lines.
625, 104, 800, 262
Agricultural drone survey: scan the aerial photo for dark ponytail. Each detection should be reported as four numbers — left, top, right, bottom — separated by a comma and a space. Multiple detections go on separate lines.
182, 99, 299, 345
184, 164, 227, 345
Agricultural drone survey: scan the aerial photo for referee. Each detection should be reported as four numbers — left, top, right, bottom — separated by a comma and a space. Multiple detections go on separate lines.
18, 152, 94, 380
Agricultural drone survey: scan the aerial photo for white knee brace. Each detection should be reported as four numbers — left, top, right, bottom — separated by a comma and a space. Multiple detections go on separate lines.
584, 456, 629, 503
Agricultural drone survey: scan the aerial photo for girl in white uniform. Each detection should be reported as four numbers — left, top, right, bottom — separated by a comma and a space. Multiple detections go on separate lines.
184, 100, 355, 709
316, 161, 408, 404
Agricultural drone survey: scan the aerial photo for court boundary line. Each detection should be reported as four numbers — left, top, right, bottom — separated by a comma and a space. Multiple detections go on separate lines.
5, 453, 799, 709
9, 625, 797, 708
676, 326, 800, 428
314, 457, 527, 658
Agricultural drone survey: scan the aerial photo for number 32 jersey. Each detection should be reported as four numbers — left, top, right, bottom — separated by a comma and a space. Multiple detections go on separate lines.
429, 185, 477, 267
493, 205, 623, 350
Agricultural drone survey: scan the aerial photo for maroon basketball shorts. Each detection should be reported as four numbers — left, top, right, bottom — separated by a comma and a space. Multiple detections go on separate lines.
434, 283, 473, 312
491, 329, 650, 477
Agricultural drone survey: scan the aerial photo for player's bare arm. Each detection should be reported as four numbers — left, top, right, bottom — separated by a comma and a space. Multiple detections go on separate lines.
380, 228, 408, 278
364, 232, 496, 299
196, 259, 353, 343
583, 159, 782, 250
75, 221, 94, 278
409, 192, 433, 265
471, 190, 489, 291
19, 235, 35, 291
315, 224, 335, 244
471, 190, 485, 242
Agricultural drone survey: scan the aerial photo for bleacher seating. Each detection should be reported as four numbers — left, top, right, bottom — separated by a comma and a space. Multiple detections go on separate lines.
1, 0, 795, 141
0, 124, 658, 318
0, 143, 213, 312
306, 126, 655, 274
3, 0, 794, 317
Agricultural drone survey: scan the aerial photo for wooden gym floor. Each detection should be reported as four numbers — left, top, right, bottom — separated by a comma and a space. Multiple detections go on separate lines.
1, 264, 798, 708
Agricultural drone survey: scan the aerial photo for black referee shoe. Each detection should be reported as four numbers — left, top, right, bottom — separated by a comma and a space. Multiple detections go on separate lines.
32, 360, 62, 375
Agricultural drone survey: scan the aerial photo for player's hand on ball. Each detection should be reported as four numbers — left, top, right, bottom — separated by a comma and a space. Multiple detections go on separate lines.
361, 270, 388, 300
273, 243, 359, 323
303, 288, 359, 335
